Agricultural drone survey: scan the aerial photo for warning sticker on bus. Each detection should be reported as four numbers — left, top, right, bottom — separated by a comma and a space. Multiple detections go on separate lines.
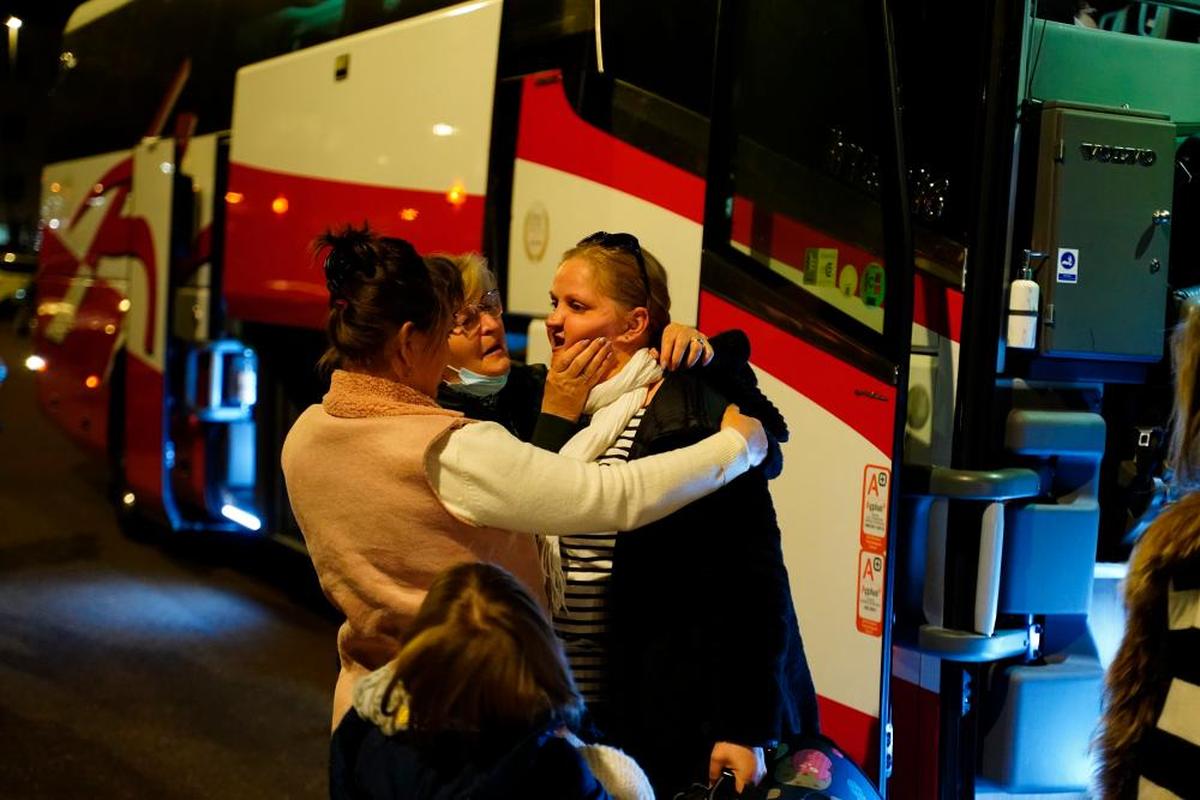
860, 464, 890, 553
857, 549, 886, 637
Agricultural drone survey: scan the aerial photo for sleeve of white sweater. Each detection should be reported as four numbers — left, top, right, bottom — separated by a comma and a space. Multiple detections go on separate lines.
427, 421, 758, 534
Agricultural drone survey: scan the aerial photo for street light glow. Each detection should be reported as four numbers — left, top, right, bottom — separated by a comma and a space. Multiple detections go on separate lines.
6, 16, 20, 69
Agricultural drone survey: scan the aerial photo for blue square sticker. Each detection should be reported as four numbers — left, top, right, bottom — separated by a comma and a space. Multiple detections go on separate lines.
1057, 248, 1079, 284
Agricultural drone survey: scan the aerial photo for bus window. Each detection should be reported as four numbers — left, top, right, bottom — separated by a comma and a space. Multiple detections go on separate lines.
47, 0, 350, 164
598, 0, 718, 119
340, 0, 464, 35
721, 0, 897, 335
1038, 0, 1200, 40
559, 0, 716, 181
234, 0, 348, 64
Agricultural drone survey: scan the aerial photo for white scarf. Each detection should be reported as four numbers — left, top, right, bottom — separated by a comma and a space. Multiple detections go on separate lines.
540, 348, 663, 612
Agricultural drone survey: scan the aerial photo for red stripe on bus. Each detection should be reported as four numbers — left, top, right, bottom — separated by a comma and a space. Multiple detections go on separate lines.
223, 162, 484, 329
889, 676, 940, 798
124, 352, 166, 510
817, 694, 881, 781
698, 291, 896, 456
912, 270, 963, 343
516, 72, 705, 224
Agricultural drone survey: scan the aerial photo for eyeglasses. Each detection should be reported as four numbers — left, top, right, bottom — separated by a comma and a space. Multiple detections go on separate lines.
451, 288, 503, 335
578, 231, 650, 306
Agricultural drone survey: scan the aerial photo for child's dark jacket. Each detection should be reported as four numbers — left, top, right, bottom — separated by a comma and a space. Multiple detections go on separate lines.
330, 710, 611, 800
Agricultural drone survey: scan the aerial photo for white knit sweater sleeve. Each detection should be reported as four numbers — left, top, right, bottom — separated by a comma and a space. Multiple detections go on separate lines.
427, 421, 756, 534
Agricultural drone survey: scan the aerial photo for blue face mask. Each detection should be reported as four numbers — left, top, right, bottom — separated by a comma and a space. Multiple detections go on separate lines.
444, 365, 509, 398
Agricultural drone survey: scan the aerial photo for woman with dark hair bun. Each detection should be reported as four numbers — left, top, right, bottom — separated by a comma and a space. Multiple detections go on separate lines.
281, 224, 770, 729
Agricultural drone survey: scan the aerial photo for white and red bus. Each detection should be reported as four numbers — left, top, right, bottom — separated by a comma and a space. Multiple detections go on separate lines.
29, 0, 1200, 795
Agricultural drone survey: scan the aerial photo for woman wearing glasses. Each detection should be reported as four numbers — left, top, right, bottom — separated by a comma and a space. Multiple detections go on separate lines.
541, 232, 817, 796
281, 226, 770, 729
436, 252, 717, 449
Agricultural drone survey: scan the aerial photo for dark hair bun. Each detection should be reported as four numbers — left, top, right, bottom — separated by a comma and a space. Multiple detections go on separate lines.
381, 235, 421, 266
311, 225, 463, 375
320, 226, 377, 302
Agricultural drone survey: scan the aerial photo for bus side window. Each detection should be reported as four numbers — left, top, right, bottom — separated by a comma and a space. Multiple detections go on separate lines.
598, 0, 717, 118
718, 0, 896, 337
341, 0, 467, 35
568, 0, 718, 180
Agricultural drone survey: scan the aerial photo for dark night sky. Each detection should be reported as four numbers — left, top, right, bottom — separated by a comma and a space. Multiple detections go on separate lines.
1, 1, 83, 251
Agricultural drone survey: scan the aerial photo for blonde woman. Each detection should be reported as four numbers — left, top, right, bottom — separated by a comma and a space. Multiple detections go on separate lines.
435, 252, 716, 450
540, 231, 816, 796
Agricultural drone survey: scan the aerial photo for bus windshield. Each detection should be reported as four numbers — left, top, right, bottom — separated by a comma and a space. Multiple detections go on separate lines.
45, 0, 483, 165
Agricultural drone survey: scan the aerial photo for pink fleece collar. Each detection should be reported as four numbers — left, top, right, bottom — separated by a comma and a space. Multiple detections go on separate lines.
323, 370, 463, 419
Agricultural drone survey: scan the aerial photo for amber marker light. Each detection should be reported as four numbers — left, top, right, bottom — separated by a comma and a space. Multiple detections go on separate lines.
399, 208, 419, 222
49, 181, 61, 193
118, 299, 132, 312
271, 195, 289, 215
446, 182, 467, 208
85, 375, 100, 389
225, 191, 244, 205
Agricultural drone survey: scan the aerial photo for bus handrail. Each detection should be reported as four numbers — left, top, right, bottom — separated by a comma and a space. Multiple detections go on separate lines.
902, 464, 1041, 502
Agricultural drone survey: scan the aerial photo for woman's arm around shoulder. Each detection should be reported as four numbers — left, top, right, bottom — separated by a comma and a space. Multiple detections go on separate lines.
427, 414, 765, 534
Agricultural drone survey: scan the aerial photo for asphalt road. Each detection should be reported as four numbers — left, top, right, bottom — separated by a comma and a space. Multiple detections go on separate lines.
0, 322, 341, 799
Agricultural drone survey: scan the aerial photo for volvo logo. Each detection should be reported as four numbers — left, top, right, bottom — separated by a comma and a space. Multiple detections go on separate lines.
1079, 142, 1157, 166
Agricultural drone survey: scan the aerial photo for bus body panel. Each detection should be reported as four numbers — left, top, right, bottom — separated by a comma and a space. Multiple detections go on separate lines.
33, 272, 125, 454
223, 0, 503, 330
36, 150, 139, 454
35, 130, 225, 520
119, 138, 176, 512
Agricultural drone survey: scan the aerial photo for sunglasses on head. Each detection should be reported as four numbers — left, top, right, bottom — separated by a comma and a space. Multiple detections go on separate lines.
451, 288, 503, 336
578, 231, 650, 306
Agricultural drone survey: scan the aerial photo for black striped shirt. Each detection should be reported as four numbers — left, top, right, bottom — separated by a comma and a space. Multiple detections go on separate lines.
553, 408, 646, 705
1138, 559, 1200, 798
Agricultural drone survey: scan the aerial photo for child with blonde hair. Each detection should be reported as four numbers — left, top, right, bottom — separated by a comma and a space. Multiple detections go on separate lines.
330, 562, 653, 800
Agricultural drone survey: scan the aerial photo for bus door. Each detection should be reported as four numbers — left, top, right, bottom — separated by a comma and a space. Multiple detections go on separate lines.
699, 0, 914, 789
121, 136, 179, 525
